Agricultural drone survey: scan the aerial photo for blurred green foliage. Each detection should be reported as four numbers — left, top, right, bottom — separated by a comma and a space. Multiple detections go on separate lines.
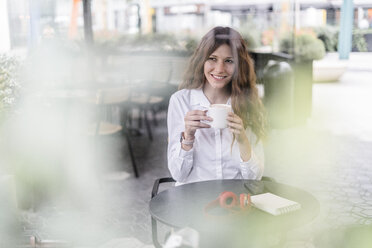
94, 32, 198, 55
280, 32, 325, 61
238, 23, 261, 49
82, 27, 372, 60
314, 26, 339, 52
352, 29, 369, 52
0, 54, 21, 117
184, 37, 199, 54
313, 26, 370, 52
94, 27, 261, 55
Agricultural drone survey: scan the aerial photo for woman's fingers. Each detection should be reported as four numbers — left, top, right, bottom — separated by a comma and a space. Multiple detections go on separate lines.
227, 113, 248, 143
186, 120, 211, 129
185, 110, 212, 121
228, 124, 244, 137
228, 121, 243, 131
185, 115, 213, 122
188, 110, 205, 115
186, 110, 208, 117
227, 113, 245, 137
227, 113, 242, 124
184, 109, 212, 132
227, 113, 243, 130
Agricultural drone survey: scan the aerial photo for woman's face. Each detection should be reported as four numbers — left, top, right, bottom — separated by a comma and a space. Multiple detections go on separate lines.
204, 44, 235, 90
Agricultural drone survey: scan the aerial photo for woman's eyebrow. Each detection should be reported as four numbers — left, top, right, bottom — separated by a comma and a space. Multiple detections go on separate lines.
210, 54, 233, 59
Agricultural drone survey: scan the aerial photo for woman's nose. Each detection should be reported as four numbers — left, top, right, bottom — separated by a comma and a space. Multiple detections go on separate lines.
214, 61, 225, 73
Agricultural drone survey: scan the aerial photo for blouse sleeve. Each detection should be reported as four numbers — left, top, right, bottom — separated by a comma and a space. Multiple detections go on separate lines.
239, 129, 264, 180
167, 94, 194, 182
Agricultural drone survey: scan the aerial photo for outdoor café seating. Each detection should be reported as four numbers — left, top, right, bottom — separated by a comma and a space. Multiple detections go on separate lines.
148, 176, 319, 248
86, 87, 139, 178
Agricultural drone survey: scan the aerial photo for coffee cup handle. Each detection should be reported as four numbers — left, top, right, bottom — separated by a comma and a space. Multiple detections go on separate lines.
204, 108, 213, 126
205, 107, 211, 116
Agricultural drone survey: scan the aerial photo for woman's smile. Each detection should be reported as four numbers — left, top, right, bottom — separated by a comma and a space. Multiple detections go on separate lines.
211, 74, 227, 80
204, 44, 235, 89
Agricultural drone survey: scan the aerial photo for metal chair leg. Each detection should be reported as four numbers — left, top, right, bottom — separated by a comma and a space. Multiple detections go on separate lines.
124, 131, 139, 178
151, 108, 158, 126
151, 178, 176, 247
144, 106, 153, 141
151, 216, 162, 248
120, 106, 139, 178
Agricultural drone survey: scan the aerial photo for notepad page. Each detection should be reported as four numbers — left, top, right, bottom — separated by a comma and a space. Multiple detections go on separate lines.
251, 192, 301, 216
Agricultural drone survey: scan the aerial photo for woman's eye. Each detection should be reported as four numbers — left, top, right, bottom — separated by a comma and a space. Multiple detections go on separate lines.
208, 57, 216, 61
225, 59, 234, 63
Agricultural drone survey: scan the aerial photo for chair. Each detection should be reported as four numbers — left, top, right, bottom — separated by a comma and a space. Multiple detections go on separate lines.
150, 176, 275, 247
87, 88, 139, 178
144, 63, 177, 126
151, 177, 176, 248
127, 61, 176, 141
146, 81, 178, 126
128, 88, 162, 141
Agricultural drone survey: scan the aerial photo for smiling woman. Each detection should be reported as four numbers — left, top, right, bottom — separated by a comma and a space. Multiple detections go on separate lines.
167, 26, 267, 185
203, 44, 235, 91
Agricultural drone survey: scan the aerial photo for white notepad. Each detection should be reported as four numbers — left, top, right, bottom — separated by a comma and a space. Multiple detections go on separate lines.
251, 193, 301, 216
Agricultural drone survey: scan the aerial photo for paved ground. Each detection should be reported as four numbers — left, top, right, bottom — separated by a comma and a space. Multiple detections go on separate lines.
264, 69, 372, 247
8, 53, 372, 247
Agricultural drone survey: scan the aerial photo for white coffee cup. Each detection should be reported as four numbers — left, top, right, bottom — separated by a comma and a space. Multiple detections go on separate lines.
208, 104, 232, 129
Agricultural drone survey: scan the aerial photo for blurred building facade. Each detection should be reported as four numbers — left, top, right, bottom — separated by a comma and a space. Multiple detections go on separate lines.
149, 0, 372, 34
1, 0, 372, 51
0, 0, 11, 52
2, 0, 145, 50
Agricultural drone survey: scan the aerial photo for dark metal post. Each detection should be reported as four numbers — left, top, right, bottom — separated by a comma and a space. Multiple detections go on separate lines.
135, 3, 142, 34
83, 0, 94, 44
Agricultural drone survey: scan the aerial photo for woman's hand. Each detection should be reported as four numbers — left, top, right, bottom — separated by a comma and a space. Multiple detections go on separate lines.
184, 110, 212, 140
227, 112, 252, 161
227, 112, 248, 143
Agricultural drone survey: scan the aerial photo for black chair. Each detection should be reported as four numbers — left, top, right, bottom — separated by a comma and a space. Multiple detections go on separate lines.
150, 176, 275, 247
127, 61, 175, 141
87, 88, 139, 178
151, 177, 176, 248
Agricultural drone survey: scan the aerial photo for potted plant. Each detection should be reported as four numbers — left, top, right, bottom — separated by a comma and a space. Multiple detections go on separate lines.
280, 29, 326, 62
1, 53, 68, 210
0, 54, 24, 245
0, 54, 25, 209
280, 30, 326, 125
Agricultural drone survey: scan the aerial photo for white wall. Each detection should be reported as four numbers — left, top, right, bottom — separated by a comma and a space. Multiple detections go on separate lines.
301, 7, 325, 27
0, 0, 11, 52
106, 0, 127, 31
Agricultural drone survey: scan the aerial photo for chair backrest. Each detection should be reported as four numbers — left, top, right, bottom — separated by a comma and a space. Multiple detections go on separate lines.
97, 87, 131, 106
94, 90, 104, 136
93, 87, 131, 136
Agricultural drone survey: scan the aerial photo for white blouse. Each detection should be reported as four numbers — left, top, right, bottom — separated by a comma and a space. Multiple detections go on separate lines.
167, 88, 264, 185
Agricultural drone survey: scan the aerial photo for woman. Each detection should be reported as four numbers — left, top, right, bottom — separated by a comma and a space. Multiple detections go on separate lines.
167, 26, 266, 185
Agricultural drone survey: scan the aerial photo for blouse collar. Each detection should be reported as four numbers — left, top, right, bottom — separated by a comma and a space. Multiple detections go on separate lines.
190, 88, 231, 108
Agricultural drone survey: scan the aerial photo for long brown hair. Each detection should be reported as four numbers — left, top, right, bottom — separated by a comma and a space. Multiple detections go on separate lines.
179, 26, 267, 142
